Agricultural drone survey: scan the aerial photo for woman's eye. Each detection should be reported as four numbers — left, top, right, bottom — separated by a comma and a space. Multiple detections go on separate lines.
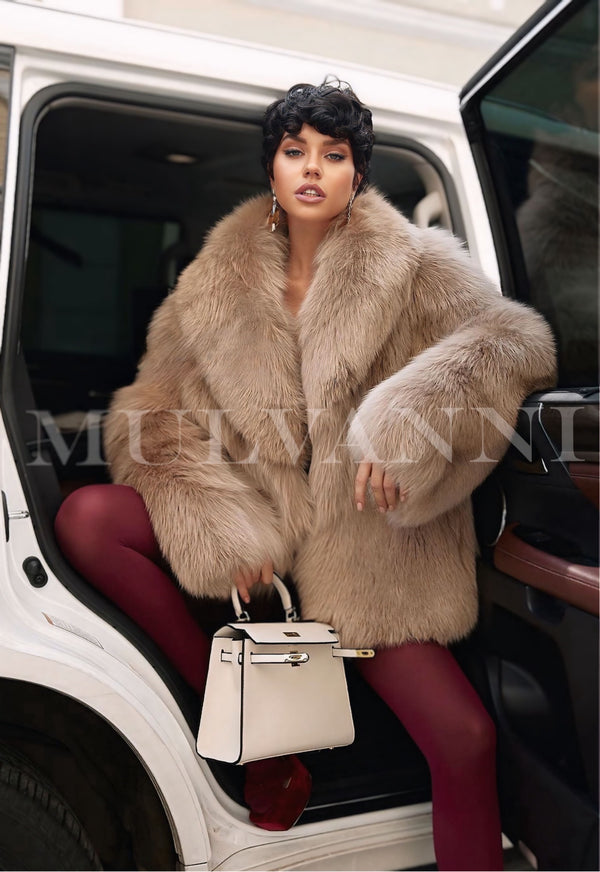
326, 152, 346, 161
284, 148, 302, 157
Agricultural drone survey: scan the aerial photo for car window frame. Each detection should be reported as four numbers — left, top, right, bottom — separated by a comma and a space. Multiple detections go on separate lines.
0, 45, 14, 260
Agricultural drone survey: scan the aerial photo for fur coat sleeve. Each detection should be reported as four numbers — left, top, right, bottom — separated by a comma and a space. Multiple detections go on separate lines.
103, 289, 293, 599
347, 227, 557, 528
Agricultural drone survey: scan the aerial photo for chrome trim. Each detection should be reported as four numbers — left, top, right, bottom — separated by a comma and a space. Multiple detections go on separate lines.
488, 485, 507, 547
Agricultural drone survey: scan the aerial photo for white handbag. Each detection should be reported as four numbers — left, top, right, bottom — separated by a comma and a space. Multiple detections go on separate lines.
196, 575, 374, 765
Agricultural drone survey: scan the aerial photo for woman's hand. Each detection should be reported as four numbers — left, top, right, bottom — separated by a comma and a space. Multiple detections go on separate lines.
234, 559, 274, 604
355, 460, 408, 513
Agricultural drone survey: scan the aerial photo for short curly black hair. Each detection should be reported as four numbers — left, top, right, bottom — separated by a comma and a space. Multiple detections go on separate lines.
262, 79, 374, 193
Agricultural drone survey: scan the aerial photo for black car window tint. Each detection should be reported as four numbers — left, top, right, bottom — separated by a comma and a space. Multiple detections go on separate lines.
479, 0, 598, 388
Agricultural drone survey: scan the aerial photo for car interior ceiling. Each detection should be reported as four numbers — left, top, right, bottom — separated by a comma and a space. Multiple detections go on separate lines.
10, 98, 458, 819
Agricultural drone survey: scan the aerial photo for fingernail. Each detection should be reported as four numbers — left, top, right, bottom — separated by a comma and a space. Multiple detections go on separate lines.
388, 504, 395, 511
356, 502, 363, 511
379, 506, 386, 514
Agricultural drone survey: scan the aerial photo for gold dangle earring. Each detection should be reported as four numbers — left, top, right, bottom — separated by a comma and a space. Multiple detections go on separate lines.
269, 189, 280, 232
346, 189, 356, 225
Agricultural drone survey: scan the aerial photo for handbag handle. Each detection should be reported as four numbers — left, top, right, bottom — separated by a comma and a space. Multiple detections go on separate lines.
231, 573, 299, 623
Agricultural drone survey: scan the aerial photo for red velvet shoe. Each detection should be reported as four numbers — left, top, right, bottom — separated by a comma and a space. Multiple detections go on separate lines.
244, 754, 312, 831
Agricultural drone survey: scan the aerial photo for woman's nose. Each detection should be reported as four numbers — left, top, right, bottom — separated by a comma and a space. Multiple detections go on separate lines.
303, 157, 322, 177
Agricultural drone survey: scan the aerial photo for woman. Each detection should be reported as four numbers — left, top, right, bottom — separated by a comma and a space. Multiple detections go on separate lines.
56, 81, 557, 869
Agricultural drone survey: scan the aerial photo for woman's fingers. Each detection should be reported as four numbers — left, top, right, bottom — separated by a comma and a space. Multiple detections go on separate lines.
355, 460, 408, 512
235, 567, 256, 604
354, 460, 372, 511
383, 471, 398, 511
260, 560, 274, 586
370, 463, 388, 512
235, 562, 274, 603
234, 569, 251, 604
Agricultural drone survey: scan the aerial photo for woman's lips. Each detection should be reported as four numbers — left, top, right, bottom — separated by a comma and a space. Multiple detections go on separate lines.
294, 184, 326, 203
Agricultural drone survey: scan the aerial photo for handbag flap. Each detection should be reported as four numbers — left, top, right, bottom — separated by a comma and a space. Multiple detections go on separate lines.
226, 621, 339, 645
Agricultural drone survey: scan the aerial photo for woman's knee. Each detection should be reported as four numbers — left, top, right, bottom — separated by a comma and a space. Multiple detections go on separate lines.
442, 706, 497, 774
55, 483, 150, 554
466, 707, 496, 756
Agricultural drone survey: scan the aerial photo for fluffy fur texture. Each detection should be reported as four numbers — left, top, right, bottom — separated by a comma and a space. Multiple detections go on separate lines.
104, 189, 556, 648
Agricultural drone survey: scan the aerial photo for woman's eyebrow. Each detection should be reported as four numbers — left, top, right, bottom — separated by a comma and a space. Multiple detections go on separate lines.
281, 133, 349, 147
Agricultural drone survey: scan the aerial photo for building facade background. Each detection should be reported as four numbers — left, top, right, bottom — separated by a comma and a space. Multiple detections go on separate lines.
12, 0, 544, 86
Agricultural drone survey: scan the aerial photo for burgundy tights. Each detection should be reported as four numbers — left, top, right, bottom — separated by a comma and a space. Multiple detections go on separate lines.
55, 483, 211, 692
55, 484, 503, 867
357, 647, 503, 870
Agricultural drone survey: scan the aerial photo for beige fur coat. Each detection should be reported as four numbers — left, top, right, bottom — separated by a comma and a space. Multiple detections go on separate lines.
104, 189, 556, 648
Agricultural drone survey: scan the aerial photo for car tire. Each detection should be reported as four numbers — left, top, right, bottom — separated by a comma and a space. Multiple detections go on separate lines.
0, 741, 102, 870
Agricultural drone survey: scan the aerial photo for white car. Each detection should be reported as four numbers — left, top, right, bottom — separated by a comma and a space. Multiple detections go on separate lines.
0, 0, 597, 868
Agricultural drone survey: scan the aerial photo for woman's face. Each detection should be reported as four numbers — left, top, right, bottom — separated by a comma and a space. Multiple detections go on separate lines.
270, 123, 361, 227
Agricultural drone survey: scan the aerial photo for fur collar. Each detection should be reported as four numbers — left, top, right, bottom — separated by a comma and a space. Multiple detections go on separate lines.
173, 188, 421, 459
297, 188, 419, 407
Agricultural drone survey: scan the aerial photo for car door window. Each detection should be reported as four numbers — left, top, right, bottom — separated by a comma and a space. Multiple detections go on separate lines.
477, 0, 597, 388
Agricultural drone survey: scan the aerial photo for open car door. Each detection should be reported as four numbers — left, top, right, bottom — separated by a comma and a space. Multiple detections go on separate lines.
460, 0, 599, 869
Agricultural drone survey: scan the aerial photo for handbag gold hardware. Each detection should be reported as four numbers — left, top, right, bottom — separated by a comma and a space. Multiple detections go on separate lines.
332, 648, 375, 658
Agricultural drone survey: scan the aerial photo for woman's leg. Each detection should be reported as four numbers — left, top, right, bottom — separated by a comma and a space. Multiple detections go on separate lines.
357, 642, 503, 871
54, 483, 311, 829
55, 483, 211, 693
